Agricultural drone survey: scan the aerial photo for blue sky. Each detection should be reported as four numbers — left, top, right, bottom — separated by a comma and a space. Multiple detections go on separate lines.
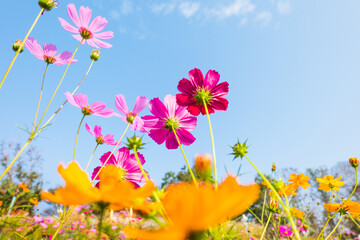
1, 0, 360, 193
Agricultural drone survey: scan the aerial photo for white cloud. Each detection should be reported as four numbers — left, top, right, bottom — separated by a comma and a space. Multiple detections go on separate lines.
151, 3, 176, 14
239, 18, 248, 26
206, 0, 255, 19
120, 0, 134, 15
179, 2, 200, 18
277, 0, 291, 15
256, 11, 272, 26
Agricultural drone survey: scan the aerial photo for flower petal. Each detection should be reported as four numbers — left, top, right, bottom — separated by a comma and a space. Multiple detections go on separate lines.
176, 128, 196, 146
149, 98, 167, 120
94, 31, 114, 40
65, 92, 79, 108
164, 95, 177, 118
189, 68, 204, 89
133, 96, 148, 115
58, 17, 79, 33
177, 78, 196, 96
25, 38, 44, 60
204, 70, 220, 89
72, 34, 86, 43
99, 151, 116, 165
79, 6, 92, 28
43, 43, 57, 57
115, 94, 129, 115
74, 93, 88, 109
149, 128, 169, 146
165, 131, 179, 149
67, 3, 81, 28
85, 123, 95, 137
93, 125, 102, 138
89, 16, 108, 33
92, 38, 112, 49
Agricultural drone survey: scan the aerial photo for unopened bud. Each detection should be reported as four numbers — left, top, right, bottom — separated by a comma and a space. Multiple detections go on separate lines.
231, 140, 248, 160
38, 0, 58, 11
267, 199, 280, 213
90, 49, 100, 61
12, 40, 25, 53
194, 154, 212, 179
349, 157, 359, 168
271, 163, 276, 172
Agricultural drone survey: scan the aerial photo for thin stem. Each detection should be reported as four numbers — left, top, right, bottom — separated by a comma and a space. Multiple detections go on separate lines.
37, 60, 95, 133
247, 207, 263, 225
85, 143, 99, 171
73, 115, 86, 162
172, 128, 198, 186
244, 154, 301, 240
35, 39, 83, 131
0, 139, 30, 181
52, 207, 75, 240
92, 124, 130, 182
202, 100, 217, 189
133, 146, 149, 181
261, 190, 267, 225
316, 218, 331, 240
32, 64, 49, 133
260, 212, 272, 240
324, 214, 343, 240
349, 214, 360, 228
0, 8, 44, 90
97, 207, 105, 240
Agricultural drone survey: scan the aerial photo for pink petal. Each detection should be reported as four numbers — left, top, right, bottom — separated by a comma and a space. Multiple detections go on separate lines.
85, 123, 95, 137
67, 3, 81, 28
58, 17, 79, 33
133, 96, 148, 114
113, 112, 128, 124
91, 166, 101, 180
73, 93, 88, 109
163, 94, 177, 118
94, 109, 114, 118
25, 38, 44, 60
99, 152, 116, 165
86, 39, 100, 48
174, 105, 190, 120
165, 131, 179, 149
65, 92, 79, 108
89, 102, 106, 112
93, 125, 102, 138
149, 128, 169, 146
54, 51, 77, 65
204, 70, 220, 89
177, 78, 195, 96
142, 115, 160, 130
131, 152, 145, 165
116, 147, 130, 167
178, 115, 197, 131
72, 34, 86, 44
126, 172, 145, 183
92, 38, 112, 49
176, 128, 196, 146
88, 16, 108, 33
148, 98, 168, 120
94, 31, 114, 40
189, 68, 204, 89
210, 97, 229, 112
131, 116, 145, 132
115, 94, 129, 116
103, 134, 117, 145
79, 6, 92, 28
43, 44, 57, 57
210, 82, 229, 97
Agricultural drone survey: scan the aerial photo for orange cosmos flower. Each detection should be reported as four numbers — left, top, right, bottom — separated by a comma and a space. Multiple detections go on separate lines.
288, 173, 311, 190
41, 162, 157, 212
29, 198, 39, 206
124, 176, 259, 240
290, 206, 304, 219
0, 201, 2, 207
18, 182, 30, 193
316, 175, 344, 192
324, 200, 360, 215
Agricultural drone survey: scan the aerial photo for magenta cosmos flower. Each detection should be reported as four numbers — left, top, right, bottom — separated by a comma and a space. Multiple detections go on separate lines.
58, 4, 113, 48
142, 95, 197, 149
25, 38, 78, 65
114, 94, 148, 132
91, 147, 147, 188
176, 68, 229, 116
85, 123, 117, 145
65, 92, 113, 117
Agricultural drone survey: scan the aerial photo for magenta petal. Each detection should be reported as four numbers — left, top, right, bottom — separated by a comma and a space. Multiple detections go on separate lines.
89, 16, 108, 33
204, 70, 220, 89
148, 98, 168, 120
85, 123, 95, 137
91, 166, 101, 180
79, 6, 92, 28
178, 115, 197, 131
176, 94, 195, 107
116, 147, 130, 167
164, 94, 177, 118
43, 43, 57, 57
165, 131, 179, 149
131, 152, 145, 165
189, 68, 204, 89
187, 104, 201, 116
176, 128, 196, 146
67, 3, 81, 28
99, 151, 116, 165
210, 97, 229, 111
210, 82, 229, 97
25, 38, 44, 60
65, 92, 79, 108
94, 31, 114, 40
93, 125, 102, 138
177, 78, 195, 95
115, 94, 129, 116
74, 93, 88, 109
149, 128, 169, 145
58, 17, 79, 33
133, 96, 148, 114
142, 115, 160, 130
92, 38, 112, 48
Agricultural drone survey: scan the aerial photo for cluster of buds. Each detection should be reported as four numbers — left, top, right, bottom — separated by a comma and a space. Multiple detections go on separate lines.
194, 154, 212, 180
349, 157, 359, 168
38, 0, 59, 11
267, 199, 280, 213
231, 140, 248, 160
126, 135, 145, 151
12, 40, 25, 53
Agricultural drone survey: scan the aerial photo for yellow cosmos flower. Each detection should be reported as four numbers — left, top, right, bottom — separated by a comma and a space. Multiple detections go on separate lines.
316, 175, 344, 192
124, 176, 259, 240
18, 182, 30, 193
290, 206, 304, 219
324, 200, 360, 215
287, 173, 311, 190
41, 162, 157, 212
29, 198, 39, 206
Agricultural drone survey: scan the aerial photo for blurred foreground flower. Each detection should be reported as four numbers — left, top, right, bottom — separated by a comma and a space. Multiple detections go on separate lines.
41, 162, 156, 212
59, 4, 113, 48
124, 176, 259, 240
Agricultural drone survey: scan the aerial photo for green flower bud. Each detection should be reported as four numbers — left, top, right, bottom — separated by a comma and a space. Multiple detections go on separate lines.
90, 49, 101, 61
126, 135, 145, 151
231, 140, 248, 160
12, 40, 25, 53
38, 0, 58, 11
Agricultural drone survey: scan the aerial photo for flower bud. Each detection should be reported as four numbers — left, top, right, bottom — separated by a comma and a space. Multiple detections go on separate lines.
267, 199, 280, 213
126, 135, 145, 151
38, 0, 58, 11
12, 40, 25, 53
194, 154, 212, 179
90, 49, 100, 61
271, 163, 276, 172
231, 140, 248, 160
349, 157, 359, 168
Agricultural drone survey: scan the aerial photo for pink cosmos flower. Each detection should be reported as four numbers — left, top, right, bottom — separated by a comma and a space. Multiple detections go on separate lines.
25, 38, 78, 65
279, 225, 294, 237
58, 4, 113, 49
65, 92, 113, 117
85, 123, 117, 145
114, 94, 148, 132
91, 147, 147, 188
176, 68, 229, 116
142, 94, 197, 149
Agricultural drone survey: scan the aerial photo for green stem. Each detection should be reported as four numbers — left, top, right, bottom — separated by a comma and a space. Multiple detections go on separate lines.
133, 146, 149, 181
35, 39, 83, 131
244, 154, 301, 240
85, 143, 99, 171
97, 207, 105, 240
52, 206, 75, 240
92, 124, 130, 182
260, 212, 272, 240
172, 128, 198, 186
32, 63, 49, 133
247, 207, 263, 225
324, 214, 343, 240
73, 115, 86, 162
317, 218, 331, 240
202, 100, 217, 189
348, 214, 360, 228
0, 8, 44, 90
261, 190, 267, 225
